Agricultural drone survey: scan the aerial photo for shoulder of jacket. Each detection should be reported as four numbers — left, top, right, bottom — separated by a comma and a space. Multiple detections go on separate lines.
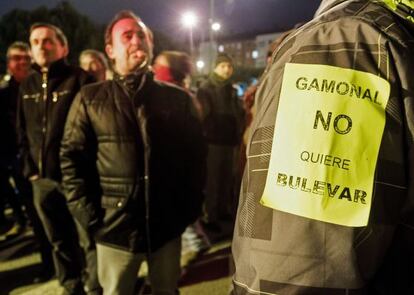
196, 79, 214, 94
72, 66, 88, 77
80, 80, 113, 102
67, 65, 95, 82
312, 0, 413, 47
19, 71, 40, 90
201, 78, 213, 88
152, 79, 189, 98
0, 75, 10, 89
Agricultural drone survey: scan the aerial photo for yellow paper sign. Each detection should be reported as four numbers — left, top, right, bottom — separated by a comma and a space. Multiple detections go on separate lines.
260, 63, 390, 227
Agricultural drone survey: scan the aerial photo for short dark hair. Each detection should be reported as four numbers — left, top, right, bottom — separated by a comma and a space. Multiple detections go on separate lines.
30, 23, 68, 47
7, 41, 30, 58
104, 10, 152, 45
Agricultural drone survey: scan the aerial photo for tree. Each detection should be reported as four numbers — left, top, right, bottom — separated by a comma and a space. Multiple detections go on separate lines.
0, 1, 190, 72
0, 1, 103, 72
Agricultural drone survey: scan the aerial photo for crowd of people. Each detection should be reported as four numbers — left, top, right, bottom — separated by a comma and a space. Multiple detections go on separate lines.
2, 0, 414, 294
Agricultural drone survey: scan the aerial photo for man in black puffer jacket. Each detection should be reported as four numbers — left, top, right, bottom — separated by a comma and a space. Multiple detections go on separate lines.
18, 23, 98, 295
60, 10, 206, 295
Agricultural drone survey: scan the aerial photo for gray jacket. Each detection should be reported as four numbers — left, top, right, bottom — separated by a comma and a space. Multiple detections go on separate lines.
232, 0, 414, 294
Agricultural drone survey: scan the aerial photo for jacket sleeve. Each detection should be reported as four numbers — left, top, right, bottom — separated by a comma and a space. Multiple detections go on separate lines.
382, 41, 414, 292
60, 91, 101, 231
233, 86, 246, 142
16, 86, 38, 179
196, 85, 211, 121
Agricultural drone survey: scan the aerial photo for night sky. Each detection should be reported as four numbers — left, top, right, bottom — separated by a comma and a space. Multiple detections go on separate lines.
0, 0, 321, 36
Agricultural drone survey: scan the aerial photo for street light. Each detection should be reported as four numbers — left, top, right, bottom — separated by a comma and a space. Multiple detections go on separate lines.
181, 11, 197, 56
196, 60, 205, 71
211, 22, 221, 32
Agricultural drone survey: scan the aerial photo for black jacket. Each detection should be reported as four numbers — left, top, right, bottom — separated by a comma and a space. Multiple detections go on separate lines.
0, 75, 20, 167
17, 59, 94, 181
197, 73, 244, 146
60, 72, 207, 252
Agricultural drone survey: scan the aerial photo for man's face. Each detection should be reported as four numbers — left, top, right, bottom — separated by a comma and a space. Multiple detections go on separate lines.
214, 62, 233, 80
30, 27, 68, 68
7, 48, 31, 82
80, 54, 106, 81
106, 18, 152, 76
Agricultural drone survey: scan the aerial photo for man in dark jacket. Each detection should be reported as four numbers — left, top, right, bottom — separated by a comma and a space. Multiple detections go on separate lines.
60, 11, 206, 295
0, 41, 31, 230
17, 23, 98, 294
197, 53, 244, 240
232, 0, 414, 294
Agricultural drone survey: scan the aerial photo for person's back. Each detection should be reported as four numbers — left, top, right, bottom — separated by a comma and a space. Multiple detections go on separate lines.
232, 0, 414, 294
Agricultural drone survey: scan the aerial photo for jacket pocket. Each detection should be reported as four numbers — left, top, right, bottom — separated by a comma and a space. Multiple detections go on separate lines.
101, 195, 128, 209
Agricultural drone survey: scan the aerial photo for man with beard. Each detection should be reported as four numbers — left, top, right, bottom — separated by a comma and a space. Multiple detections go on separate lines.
60, 11, 206, 295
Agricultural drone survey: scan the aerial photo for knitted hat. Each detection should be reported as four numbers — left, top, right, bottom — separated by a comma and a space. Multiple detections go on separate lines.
215, 53, 233, 67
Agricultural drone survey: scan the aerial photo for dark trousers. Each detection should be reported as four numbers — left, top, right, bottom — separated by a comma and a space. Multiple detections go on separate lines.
32, 178, 100, 294
1, 164, 54, 273
0, 167, 26, 225
203, 144, 239, 227
18, 176, 54, 273
73, 216, 101, 294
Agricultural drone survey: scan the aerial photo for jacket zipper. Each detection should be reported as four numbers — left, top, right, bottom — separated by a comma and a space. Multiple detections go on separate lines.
136, 106, 151, 253
119, 76, 151, 253
39, 69, 48, 177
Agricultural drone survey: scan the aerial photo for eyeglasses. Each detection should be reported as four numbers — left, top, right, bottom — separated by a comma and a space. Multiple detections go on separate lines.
8, 55, 31, 62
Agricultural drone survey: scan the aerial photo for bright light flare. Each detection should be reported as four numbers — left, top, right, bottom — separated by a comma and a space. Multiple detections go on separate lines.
196, 60, 205, 69
211, 22, 221, 31
181, 11, 197, 28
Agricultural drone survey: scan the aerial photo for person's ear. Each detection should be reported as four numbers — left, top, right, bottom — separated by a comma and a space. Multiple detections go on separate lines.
105, 44, 114, 59
63, 46, 69, 57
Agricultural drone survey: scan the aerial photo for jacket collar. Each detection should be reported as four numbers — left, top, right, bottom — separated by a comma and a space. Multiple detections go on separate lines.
114, 71, 155, 106
32, 58, 69, 77
209, 72, 232, 87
